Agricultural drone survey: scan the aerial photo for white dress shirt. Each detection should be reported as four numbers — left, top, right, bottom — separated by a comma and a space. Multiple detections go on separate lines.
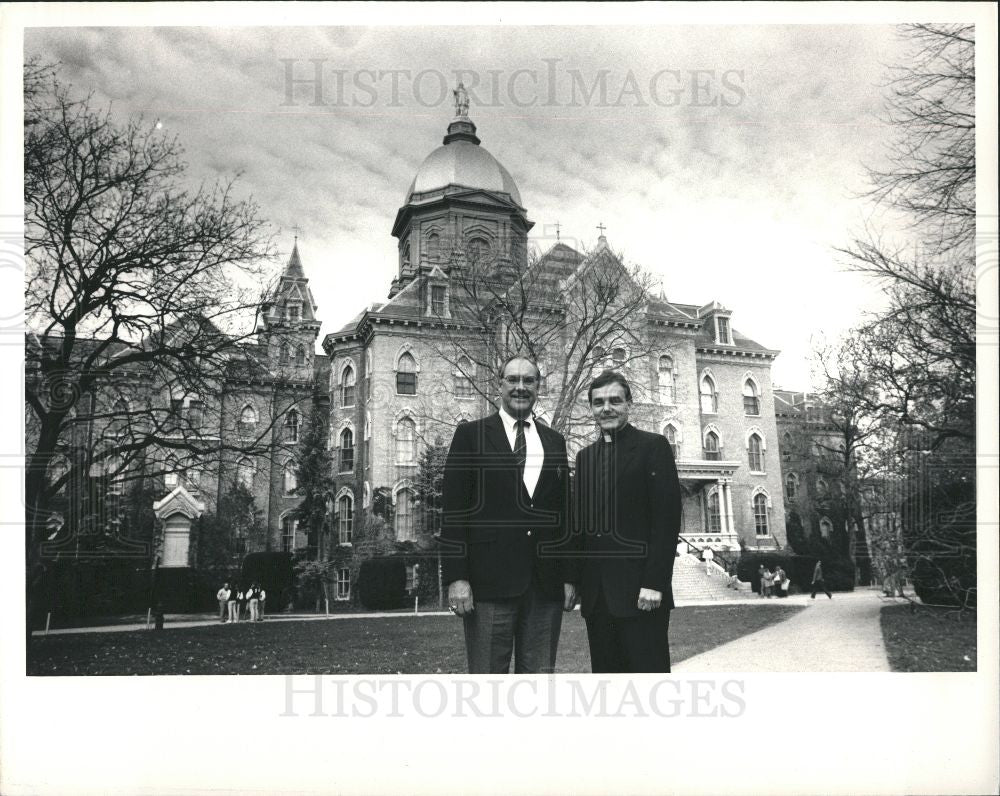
498, 406, 544, 498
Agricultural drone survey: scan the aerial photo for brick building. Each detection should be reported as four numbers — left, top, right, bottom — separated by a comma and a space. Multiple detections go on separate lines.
321, 107, 788, 603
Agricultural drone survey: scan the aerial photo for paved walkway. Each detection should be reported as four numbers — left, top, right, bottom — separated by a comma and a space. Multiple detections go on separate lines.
675, 588, 896, 672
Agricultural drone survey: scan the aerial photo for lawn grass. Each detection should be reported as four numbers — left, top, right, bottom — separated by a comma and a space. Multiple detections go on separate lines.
27, 603, 802, 676
880, 603, 977, 672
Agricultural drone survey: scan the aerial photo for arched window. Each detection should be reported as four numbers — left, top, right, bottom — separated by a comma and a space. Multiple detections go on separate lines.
396, 417, 416, 464
339, 429, 354, 472
706, 489, 722, 533
816, 476, 829, 497
658, 355, 675, 403
748, 433, 764, 472
592, 346, 606, 373
281, 515, 297, 552
341, 365, 356, 407
700, 375, 718, 414
236, 457, 255, 490
782, 432, 793, 461
402, 242, 411, 269
819, 517, 833, 538
285, 409, 300, 443
743, 379, 760, 415
704, 430, 721, 461
426, 233, 440, 261
295, 344, 306, 366
238, 405, 257, 438
110, 398, 130, 437
279, 342, 290, 365
663, 423, 680, 459
187, 399, 204, 431
785, 472, 799, 501
338, 494, 354, 545
364, 349, 373, 399
455, 356, 475, 399
611, 347, 626, 369
753, 493, 770, 536
466, 236, 491, 265
283, 460, 298, 495
396, 352, 417, 395
395, 488, 415, 541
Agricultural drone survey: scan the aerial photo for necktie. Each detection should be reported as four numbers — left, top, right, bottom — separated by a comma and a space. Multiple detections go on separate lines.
514, 420, 528, 484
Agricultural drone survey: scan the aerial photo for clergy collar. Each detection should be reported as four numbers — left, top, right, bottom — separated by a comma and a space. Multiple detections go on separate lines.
499, 406, 534, 430
600, 422, 633, 443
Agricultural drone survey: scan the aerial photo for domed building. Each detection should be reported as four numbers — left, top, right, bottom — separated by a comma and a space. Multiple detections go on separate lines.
321, 99, 789, 605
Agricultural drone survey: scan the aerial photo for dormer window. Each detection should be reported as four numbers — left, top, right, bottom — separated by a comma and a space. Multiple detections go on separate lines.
287, 303, 301, 322
715, 316, 732, 345
431, 285, 447, 316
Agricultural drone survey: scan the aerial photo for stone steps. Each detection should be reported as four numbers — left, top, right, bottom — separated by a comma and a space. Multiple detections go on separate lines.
672, 554, 755, 602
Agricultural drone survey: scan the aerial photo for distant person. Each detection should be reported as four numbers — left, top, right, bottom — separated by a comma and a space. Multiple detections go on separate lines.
811, 560, 832, 599
758, 565, 774, 598
227, 584, 240, 623
216, 582, 230, 622
703, 546, 715, 575
774, 566, 790, 598
248, 583, 260, 622
238, 586, 248, 620
258, 586, 266, 621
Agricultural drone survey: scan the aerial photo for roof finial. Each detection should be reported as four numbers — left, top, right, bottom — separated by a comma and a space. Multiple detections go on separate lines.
291, 224, 302, 244
596, 222, 607, 243
555, 221, 561, 241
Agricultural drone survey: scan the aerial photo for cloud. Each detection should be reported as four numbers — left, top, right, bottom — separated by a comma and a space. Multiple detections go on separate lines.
24, 24, 909, 389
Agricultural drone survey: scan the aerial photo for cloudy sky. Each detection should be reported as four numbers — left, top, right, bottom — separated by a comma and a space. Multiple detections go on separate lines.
25, 23, 912, 388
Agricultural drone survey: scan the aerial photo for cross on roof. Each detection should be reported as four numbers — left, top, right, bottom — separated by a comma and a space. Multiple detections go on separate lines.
291, 224, 302, 242
597, 222, 606, 237
554, 221, 561, 241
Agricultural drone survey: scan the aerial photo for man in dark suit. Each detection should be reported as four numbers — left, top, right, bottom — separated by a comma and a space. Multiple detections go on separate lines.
570, 370, 682, 673
441, 355, 575, 674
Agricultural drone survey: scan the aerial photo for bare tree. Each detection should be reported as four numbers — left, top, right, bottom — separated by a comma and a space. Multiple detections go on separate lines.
424, 242, 657, 445
818, 23, 978, 608
23, 65, 290, 617
867, 23, 975, 259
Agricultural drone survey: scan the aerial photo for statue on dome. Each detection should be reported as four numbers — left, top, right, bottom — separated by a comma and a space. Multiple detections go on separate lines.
453, 82, 470, 118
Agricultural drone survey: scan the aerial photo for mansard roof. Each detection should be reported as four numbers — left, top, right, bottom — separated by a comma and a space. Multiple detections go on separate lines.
324, 239, 776, 360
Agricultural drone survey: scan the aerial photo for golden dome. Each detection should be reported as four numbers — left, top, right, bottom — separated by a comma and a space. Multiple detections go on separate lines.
405, 119, 522, 206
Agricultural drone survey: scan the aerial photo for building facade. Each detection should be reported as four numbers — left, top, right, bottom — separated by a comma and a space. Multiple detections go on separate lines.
321, 108, 789, 603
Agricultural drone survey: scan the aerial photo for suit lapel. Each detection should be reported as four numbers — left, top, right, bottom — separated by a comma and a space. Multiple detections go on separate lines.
483, 413, 510, 455
534, 423, 555, 496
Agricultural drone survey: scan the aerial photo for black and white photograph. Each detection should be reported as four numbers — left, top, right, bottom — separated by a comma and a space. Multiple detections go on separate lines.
1, 3, 997, 795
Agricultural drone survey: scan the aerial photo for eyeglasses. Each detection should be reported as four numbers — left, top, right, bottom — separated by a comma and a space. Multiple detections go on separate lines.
502, 376, 538, 386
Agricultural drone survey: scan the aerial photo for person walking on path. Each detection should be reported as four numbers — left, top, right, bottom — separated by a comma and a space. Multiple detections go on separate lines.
811, 560, 833, 599
216, 582, 230, 622
703, 546, 714, 576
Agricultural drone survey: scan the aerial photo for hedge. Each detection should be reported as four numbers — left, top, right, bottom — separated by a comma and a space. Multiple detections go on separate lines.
738, 551, 855, 594
358, 557, 407, 609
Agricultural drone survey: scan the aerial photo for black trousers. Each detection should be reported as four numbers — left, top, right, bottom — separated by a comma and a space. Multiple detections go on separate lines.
811, 579, 832, 598
584, 590, 671, 673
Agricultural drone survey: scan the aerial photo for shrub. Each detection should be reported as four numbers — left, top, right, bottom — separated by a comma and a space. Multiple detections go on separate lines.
241, 552, 295, 611
737, 551, 855, 594
358, 557, 406, 609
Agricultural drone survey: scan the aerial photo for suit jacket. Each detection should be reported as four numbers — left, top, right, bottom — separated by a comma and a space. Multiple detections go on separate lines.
440, 413, 570, 602
570, 423, 682, 617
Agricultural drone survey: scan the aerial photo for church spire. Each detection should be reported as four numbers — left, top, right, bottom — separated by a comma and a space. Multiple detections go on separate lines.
284, 238, 306, 279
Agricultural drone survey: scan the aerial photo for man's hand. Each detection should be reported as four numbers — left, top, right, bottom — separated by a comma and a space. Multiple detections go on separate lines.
637, 587, 662, 612
448, 580, 474, 617
563, 582, 578, 611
